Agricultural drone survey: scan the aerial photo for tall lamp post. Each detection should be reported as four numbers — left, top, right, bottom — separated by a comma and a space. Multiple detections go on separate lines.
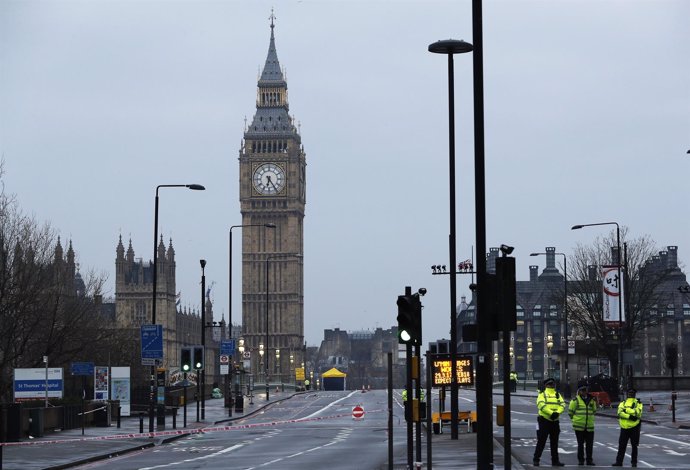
428, 37, 473, 441
264, 253, 301, 400
531, 251, 570, 397
228, 223, 275, 415
572, 221, 623, 398
546, 333, 554, 379
150, 183, 205, 432
200, 259, 207, 420
527, 340, 533, 381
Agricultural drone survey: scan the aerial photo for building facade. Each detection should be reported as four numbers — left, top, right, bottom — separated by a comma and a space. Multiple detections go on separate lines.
114, 236, 222, 386
457, 245, 690, 391
239, 18, 306, 382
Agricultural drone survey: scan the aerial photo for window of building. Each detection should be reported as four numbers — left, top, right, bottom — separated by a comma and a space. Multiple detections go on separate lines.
684, 304, 690, 316
135, 301, 146, 326
533, 305, 541, 318
517, 305, 524, 318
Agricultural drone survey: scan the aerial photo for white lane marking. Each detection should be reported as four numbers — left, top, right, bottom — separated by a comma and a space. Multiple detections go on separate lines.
646, 433, 690, 447
303, 390, 360, 419
243, 428, 353, 469
139, 444, 244, 469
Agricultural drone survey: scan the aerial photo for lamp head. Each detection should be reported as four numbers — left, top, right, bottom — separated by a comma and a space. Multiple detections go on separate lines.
530, 253, 540, 257
428, 39, 474, 55
200, 259, 206, 268
265, 223, 277, 228
186, 184, 205, 190
571, 224, 584, 230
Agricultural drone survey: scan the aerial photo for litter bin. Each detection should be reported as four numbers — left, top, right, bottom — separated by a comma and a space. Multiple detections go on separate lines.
94, 407, 109, 427
2, 403, 22, 442
29, 408, 44, 437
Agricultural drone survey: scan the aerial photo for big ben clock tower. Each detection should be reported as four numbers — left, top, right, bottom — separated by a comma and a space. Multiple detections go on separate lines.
239, 15, 306, 383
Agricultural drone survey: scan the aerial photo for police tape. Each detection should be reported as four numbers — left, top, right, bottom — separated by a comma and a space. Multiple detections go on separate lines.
0, 408, 385, 447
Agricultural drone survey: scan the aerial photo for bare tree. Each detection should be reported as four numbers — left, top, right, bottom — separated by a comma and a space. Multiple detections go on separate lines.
0, 164, 118, 401
566, 227, 671, 373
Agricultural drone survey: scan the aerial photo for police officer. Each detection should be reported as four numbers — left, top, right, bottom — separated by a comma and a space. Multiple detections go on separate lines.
533, 378, 566, 467
612, 388, 643, 467
568, 385, 597, 466
510, 371, 518, 392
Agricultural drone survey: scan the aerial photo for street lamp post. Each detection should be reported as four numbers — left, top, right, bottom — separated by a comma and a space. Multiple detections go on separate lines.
228, 223, 275, 416
586, 335, 591, 385
200, 259, 206, 420
428, 37, 473, 442
546, 333, 554, 379
150, 183, 205, 432
530, 251, 570, 397
264, 253, 301, 400
572, 221, 623, 397
527, 340, 533, 381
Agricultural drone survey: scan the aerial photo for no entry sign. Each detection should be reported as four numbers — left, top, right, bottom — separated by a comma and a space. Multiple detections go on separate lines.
352, 405, 365, 420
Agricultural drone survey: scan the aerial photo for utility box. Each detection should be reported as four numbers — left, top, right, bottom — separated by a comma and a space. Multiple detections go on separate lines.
496, 405, 504, 427
29, 408, 44, 437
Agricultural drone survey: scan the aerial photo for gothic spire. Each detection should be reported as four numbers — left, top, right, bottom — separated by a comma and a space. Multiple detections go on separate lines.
260, 9, 284, 84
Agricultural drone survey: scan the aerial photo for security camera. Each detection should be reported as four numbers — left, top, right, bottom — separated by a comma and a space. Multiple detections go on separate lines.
499, 244, 514, 256
469, 283, 477, 291
418, 288, 427, 296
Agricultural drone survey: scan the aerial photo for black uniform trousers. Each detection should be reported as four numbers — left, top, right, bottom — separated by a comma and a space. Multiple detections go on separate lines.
615, 423, 641, 465
574, 429, 594, 463
534, 416, 560, 463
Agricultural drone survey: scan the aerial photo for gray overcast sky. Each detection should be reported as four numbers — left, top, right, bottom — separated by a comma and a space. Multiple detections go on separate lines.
1, 0, 688, 347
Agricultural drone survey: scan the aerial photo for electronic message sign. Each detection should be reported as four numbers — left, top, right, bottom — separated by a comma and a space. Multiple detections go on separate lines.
431, 355, 474, 387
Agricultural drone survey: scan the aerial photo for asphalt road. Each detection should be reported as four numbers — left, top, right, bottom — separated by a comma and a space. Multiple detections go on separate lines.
495, 392, 690, 468
72, 390, 404, 470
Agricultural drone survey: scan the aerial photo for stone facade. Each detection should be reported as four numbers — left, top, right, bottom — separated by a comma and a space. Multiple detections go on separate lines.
238, 19, 306, 381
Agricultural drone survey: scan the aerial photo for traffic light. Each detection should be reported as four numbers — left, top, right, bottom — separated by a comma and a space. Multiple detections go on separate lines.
193, 345, 204, 370
180, 347, 192, 373
495, 256, 517, 332
397, 294, 422, 345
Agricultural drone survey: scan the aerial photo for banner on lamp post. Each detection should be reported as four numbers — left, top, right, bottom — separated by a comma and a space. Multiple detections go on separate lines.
602, 265, 625, 326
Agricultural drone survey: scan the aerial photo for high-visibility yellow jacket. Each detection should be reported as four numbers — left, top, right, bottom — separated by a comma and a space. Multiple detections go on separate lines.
568, 394, 596, 432
510, 372, 518, 382
402, 389, 425, 402
537, 388, 565, 421
617, 397, 642, 429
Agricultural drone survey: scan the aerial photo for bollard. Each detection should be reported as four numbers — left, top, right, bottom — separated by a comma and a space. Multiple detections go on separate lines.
139, 413, 144, 434
117, 406, 122, 428
172, 409, 177, 429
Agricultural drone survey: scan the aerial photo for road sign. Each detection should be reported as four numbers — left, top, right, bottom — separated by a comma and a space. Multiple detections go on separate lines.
219, 354, 230, 364
70, 362, 94, 376
568, 340, 575, 355
220, 339, 235, 356
140, 324, 164, 365
352, 405, 365, 420
220, 364, 229, 375
242, 351, 251, 359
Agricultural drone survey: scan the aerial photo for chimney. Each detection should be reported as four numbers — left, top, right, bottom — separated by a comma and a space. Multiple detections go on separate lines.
546, 247, 556, 270
487, 247, 499, 274
588, 265, 597, 281
530, 265, 539, 282
668, 246, 678, 269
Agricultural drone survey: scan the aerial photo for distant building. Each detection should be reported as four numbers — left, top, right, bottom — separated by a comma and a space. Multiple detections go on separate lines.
457, 245, 690, 389
114, 236, 223, 386
314, 327, 405, 389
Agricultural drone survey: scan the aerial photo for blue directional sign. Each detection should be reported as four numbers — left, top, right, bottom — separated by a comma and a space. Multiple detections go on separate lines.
220, 339, 235, 356
70, 362, 95, 376
141, 324, 163, 365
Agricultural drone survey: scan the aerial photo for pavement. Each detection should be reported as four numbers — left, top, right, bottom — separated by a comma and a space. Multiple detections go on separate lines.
2, 387, 689, 470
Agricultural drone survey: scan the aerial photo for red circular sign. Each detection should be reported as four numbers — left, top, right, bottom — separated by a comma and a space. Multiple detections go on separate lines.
352, 405, 365, 419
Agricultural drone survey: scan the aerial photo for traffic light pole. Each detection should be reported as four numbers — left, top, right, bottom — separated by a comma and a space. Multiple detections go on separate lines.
406, 342, 413, 470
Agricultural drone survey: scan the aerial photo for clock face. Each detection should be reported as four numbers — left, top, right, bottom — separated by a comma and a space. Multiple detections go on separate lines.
253, 163, 286, 195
